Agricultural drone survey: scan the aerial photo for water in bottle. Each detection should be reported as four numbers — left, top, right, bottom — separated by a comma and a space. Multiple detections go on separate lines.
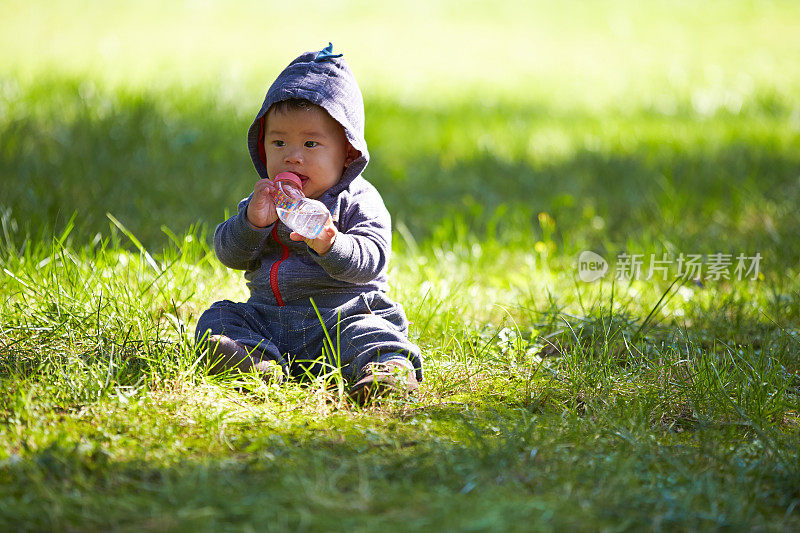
272, 172, 329, 239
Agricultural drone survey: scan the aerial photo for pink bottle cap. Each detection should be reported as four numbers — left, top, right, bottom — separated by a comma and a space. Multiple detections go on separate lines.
274, 172, 303, 190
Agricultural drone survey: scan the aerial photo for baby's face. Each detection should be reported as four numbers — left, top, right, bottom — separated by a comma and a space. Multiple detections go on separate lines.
264, 105, 353, 199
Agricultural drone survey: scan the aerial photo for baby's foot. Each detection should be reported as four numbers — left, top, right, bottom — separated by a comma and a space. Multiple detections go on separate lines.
252, 359, 286, 385
349, 359, 418, 404
203, 335, 285, 384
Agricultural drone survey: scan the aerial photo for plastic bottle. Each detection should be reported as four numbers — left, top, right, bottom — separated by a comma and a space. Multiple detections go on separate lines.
271, 172, 330, 239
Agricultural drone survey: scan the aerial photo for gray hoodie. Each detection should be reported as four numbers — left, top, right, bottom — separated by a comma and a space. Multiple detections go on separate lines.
213, 45, 392, 307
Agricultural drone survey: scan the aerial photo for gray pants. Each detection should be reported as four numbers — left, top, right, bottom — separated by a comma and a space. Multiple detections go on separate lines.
195, 291, 423, 382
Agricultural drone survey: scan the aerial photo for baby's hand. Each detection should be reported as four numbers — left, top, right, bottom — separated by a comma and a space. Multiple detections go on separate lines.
246, 178, 278, 229
289, 216, 337, 255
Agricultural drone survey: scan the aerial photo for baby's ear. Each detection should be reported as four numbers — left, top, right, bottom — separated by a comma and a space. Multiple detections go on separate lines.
344, 144, 360, 167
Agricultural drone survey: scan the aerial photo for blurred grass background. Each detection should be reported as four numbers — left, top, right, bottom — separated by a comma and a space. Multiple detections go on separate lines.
3, 0, 800, 273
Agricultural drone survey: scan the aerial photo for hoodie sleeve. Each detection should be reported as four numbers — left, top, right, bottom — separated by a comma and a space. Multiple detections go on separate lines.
310, 187, 391, 284
213, 196, 273, 271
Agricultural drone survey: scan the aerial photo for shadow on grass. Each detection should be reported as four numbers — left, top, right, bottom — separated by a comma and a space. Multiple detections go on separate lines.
1, 399, 798, 531
2, 77, 799, 267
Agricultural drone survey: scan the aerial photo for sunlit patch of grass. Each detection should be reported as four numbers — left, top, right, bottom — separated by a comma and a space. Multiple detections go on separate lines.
1, 214, 798, 529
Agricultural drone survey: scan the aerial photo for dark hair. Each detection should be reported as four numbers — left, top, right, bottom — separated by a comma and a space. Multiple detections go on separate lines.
268, 98, 316, 114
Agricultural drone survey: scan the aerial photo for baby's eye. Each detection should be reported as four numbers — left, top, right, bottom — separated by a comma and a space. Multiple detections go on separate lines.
304, 141, 319, 148
271, 140, 285, 147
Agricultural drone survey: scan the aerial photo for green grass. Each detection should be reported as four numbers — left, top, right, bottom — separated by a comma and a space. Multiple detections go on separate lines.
2, 0, 800, 530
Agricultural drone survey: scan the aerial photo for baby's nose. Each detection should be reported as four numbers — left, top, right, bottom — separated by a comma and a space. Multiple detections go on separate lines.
285, 147, 303, 164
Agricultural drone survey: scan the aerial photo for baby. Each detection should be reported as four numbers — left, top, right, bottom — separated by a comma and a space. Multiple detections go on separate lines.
195, 44, 423, 401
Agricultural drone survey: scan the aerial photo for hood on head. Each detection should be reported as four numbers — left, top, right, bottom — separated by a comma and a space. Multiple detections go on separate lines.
247, 44, 368, 199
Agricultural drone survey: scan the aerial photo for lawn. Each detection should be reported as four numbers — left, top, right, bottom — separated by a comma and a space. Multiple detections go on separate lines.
1, 1, 800, 530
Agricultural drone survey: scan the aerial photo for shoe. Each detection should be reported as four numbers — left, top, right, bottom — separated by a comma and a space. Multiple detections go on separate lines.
203, 335, 286, 384
252, 359, 286, 385
349, 359, 419, 404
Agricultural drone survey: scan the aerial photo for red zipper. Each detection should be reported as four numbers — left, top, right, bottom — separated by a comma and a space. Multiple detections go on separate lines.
269, 224, 290, 306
